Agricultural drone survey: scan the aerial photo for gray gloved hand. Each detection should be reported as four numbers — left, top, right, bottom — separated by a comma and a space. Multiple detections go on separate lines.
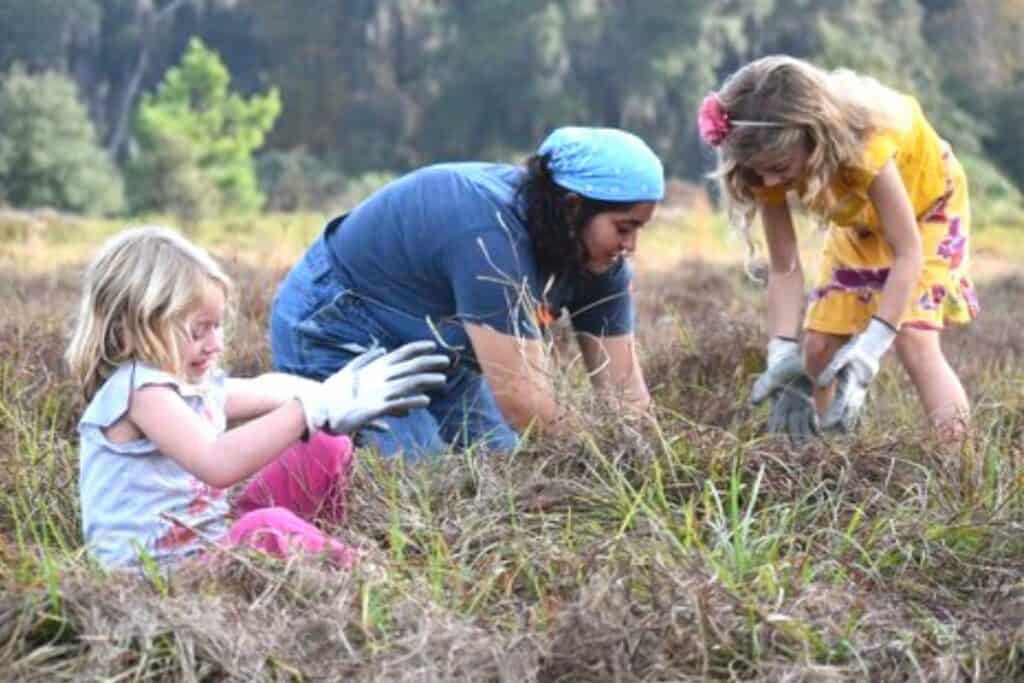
751, 337, 820, 443
751, 337, 804, 405
297, 340, 450, 435
816, 317, 897, 432
766, 374, 820, 443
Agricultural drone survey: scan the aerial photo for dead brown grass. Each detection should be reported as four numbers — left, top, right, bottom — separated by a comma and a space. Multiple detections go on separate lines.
1, 239, 1023, 681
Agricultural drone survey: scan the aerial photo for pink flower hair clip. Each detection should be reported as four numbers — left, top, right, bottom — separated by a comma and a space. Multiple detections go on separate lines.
698, 91, 788, 148
698, 93, 731, 147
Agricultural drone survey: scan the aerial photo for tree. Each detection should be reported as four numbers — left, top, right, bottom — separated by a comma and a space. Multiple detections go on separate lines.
560, 0, 713, 178
102, 0, 202, 160
0, 66, 123, 215
987, 82, 1024, 192
922, 0, 1024, 190
415, 0, 576, 162
241, 0, 439, 172
0, 0, 100, 74
128, 37, 280, 217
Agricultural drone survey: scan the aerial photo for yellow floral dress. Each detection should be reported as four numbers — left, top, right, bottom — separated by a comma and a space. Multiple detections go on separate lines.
755, 95, 978, 336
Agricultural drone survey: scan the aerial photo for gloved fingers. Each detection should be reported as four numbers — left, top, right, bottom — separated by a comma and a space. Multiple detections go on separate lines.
766, 399, 788, 434
385, 372, 448, 399
766, 379, 794, 433
787, 399, 819, 443
382, 394, 432, 415
346, 346, 388, 371
820, 372, 861, 431
807, 405, 821, 437
750, 354, 805, 404
819, 386, 846, 431
762, 374, 818, 442
327, 403, 398, 434
340, 341, 374, 355
381, 340, 441, 364
785, 404, 805, 441
838, 386, 865, 433
780, 379, 819, 442
766, 385, 803, 434
386, 354, 452, 379
751, 373, 777, 406
822, 405, 854, 433
364, 418, 390, 432
767, 393, 807, 440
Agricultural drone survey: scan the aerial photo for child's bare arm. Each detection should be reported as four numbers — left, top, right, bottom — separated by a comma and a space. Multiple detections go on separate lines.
760, 200, 805, 338
869, 159, 924, 325
129, 385, 307, 489
225, 374, 320, 422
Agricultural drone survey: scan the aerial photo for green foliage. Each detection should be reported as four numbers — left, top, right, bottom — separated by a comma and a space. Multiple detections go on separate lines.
244, 2, 416, 172
0, 0, 100, 72
985, 81, 1024, 195
559, 0, 712, 176
958, 153, 1024, 230
2, 2, 1024, 216
128, 38, 281, 219
906, 0, 1024, 190
0, 66, 123, 215
418, 1, 577, 161
127, 130, 221, 224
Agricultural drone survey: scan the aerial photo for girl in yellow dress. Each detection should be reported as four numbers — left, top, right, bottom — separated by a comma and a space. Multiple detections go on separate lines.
699, 55, 977, 437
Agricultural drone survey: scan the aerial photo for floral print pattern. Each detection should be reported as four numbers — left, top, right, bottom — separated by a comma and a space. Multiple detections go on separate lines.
810, 266, 890, 305
806, 147, 978, 333
936, 217, 966, 269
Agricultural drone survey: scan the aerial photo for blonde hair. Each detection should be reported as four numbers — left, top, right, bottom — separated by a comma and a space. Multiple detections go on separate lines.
711, 55, 910, 241
65, 226, 233, 399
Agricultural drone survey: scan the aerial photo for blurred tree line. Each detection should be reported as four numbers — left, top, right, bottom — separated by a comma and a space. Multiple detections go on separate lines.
0, 0, 1021, 220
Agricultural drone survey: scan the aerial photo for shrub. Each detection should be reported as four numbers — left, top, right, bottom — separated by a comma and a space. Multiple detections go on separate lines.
0, 66, 123, 216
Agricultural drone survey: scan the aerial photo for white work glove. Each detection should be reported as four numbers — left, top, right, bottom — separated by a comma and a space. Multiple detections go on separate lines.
816, 317, 897, 432
750, 337, 804, 404
297, 340, 450, 436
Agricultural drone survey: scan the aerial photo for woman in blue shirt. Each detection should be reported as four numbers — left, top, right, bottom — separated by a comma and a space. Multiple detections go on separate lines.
269, 127, 665, 458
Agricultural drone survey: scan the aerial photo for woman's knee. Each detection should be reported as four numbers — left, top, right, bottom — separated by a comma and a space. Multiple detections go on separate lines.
361, 409, 445, 459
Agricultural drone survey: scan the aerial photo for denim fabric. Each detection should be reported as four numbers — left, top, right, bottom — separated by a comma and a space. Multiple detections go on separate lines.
269, 236, 518, 460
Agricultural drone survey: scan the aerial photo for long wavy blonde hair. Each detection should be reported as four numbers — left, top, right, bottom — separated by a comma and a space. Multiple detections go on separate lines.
711, 55, 910, 242
66, 226, 233, 399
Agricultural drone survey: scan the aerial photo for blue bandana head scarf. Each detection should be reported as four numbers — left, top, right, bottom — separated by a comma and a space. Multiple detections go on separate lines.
537, 127, 665, 202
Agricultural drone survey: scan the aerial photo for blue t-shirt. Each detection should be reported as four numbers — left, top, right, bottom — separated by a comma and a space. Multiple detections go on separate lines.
323, 163, 634, 365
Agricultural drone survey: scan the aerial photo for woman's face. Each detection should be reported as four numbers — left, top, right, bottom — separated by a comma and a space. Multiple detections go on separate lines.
580, 201, 657, 274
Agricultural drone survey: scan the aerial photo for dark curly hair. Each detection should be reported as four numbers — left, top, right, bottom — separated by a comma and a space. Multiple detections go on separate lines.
519, 153, 638, 276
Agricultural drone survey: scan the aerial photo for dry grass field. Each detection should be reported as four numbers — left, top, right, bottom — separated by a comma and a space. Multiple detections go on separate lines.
1, 208, 1023, 681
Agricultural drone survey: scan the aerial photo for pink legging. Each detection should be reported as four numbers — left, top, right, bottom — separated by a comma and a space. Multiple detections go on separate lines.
222, 432, 358, 567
